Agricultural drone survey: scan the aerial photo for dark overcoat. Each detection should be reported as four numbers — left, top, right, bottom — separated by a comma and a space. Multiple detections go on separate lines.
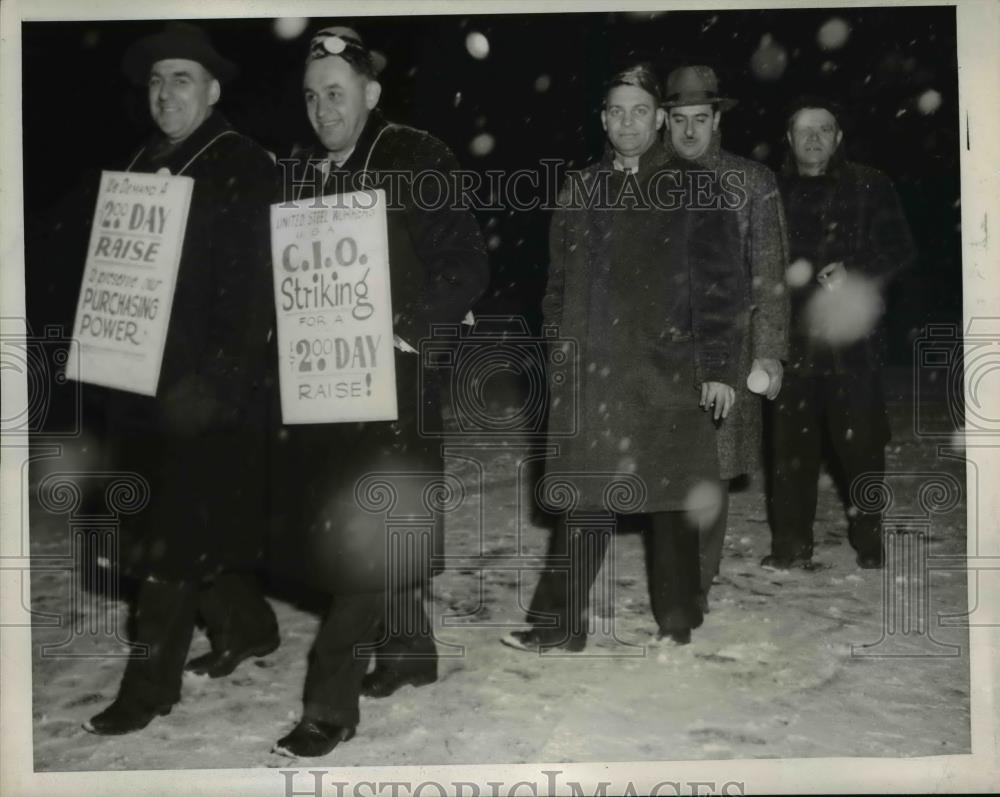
98, 111, 278, 581
778, 151, 916, 377
541, 141, 742, 514
665, 132, 791, 479
267, 110, 489, 594
777, 152, 915, 446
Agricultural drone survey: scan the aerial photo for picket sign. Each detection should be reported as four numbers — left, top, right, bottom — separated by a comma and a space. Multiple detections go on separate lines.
270, 188, 397, 424
66, 170, 192, 396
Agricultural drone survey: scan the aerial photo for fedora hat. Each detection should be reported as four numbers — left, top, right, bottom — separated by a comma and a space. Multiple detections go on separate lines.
307, 26, 387, 76
663, 65, 737, 110
122, 22, 238, 86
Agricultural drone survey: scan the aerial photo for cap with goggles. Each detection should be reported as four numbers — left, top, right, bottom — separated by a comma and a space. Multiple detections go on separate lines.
307, 26, 387, 76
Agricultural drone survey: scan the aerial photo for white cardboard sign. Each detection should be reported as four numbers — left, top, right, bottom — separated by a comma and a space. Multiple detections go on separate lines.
65, 170, 192, 396
271, 188, 397, 424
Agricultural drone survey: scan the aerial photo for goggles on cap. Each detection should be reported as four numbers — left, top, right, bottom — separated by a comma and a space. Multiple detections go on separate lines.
309, 33, 369, 61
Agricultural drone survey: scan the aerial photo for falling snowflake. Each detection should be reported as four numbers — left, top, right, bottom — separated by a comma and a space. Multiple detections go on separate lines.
470, 132, 496, 157
750, 34, 788, 82
684, 481, 725, 528
274, 18, 308, 40
465, 31, 490, 60
817, 17, 851, 51
917, 89, 943, 115
805, 273, 884, 346
785, 258, 814, 288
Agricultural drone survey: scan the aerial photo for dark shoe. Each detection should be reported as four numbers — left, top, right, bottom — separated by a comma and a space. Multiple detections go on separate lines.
761, 553, 820, 571
656, 628, 692, 646
82, 698, 172, 736
272, 719, 356, 758
361, 668, 437, 699
857, 550, 885, 569
185, 636, 280, 678
500, 628, 586, 653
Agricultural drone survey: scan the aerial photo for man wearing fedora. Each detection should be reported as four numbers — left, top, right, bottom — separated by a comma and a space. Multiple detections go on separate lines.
83, 22, 279, 736
662, 65, 790, 606
269, 26, 488, 758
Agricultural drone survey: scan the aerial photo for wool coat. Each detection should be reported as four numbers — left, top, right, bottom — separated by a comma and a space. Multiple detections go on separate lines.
541, 140, 742, 514
776, 151, 915, 449
665, 131, 790, 479
777, 151, 916, 379
267, 110, 489, 595
99, 111, 278, 582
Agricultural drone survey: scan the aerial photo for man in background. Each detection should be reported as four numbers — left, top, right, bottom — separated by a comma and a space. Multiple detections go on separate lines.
662, 65, 789, 608
765, 97, 915, 570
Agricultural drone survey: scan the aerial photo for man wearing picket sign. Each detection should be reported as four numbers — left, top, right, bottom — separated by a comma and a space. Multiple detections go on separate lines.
82, 23, 280, 736
269, 26, 489, 757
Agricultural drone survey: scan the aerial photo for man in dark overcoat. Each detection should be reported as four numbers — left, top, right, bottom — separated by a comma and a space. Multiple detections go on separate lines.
83, 23, 279, 735
270, 27, 488, 758
501, 63, 742, 654
764, 97, 915, 569
662, 65, 790, 606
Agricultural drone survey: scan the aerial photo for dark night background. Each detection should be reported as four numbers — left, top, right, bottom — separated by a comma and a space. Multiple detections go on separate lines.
21, 7, 961, 428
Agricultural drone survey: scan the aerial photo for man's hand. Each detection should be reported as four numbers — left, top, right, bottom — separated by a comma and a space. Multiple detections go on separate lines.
700, 382, 735, 421
751, 357, 784, 400
816, 261, 846, 291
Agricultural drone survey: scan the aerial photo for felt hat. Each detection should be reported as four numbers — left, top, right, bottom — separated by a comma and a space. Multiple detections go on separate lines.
663, 65, 737, 110
122, 22, 238, 85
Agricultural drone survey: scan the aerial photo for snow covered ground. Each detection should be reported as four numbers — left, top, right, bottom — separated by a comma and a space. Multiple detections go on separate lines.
28, 379, 970, 770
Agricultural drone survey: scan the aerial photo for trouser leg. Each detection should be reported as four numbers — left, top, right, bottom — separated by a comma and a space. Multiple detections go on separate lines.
117, 578, 198, 709
526, 514, 612, 640
371, 587, 437, 677
766, 372, 824, 559
198, 570, 278, 652
699, 487, 730, 595
825, 371, 889, 558
303, 591, 385, 727
647, 511, 704, 633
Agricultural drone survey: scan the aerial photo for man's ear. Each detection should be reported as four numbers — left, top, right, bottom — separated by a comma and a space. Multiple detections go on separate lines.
834, 129, 844, 149
712, 110, 721, 131
786, 130, 793, 147
600, 109, 608, 133
208, 79, 221, 107
365, 80, 382, 110
655, 107, 666, 131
